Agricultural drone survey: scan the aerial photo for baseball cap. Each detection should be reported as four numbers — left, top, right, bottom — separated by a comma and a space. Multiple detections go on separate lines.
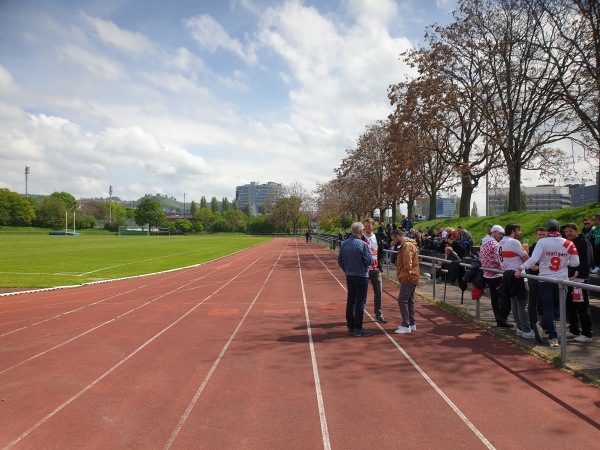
490, 225, 504, 234
546, 219, 560, 231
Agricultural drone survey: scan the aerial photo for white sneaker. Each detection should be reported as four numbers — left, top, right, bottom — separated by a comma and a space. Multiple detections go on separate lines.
591, 267, 600, 274
516, 329, 523, 337
410, 325, 416, 331
395, 326, 411, 334
521, 330, 535, 339
423, 273, 431, 278
548, 338, 559, 347
574, 335, 592, 343
565, 331, 578, 339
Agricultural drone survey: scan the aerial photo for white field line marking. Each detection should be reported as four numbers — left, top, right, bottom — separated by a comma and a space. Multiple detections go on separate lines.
4, 245, 273, 449
306, 245, 496, 450
163, 240, 290, 449
0, 243, 264, 297
296, 242, 331, 450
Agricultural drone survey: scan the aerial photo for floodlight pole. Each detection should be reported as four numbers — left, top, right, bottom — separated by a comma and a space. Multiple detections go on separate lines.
109, 185, 113, 224
183, 193, 186, 219
25, 166, 30, 197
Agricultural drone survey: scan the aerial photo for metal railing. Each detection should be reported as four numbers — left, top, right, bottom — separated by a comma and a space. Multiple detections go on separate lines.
384, 249, 595, 365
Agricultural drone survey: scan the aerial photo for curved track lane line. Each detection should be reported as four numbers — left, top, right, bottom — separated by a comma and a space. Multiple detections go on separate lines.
4, 247, 273, 449
302, 241, 496, 450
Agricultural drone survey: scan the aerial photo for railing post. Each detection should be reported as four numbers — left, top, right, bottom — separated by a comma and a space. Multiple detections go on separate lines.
559, 283, 568, 365
431, 257, 436, 298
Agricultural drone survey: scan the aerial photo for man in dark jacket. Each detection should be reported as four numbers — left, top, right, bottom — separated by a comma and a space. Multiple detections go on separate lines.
338, 222, 373, 337
563, 223, 594, 342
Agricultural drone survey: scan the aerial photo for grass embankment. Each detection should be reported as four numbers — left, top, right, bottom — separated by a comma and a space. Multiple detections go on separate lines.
415, 203, 600, 242
0, 234, 271, 288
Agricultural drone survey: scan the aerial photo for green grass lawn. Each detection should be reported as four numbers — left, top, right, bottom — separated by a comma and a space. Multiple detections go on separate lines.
0, 234, 271, 288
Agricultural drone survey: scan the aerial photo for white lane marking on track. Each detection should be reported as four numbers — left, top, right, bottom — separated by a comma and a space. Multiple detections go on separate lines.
296, 241, 331, 450
306, 244, 496, 450
0, 247, 259, 338
3, 243, 274, 449
163, 240, 289, 449
0, 250, 258, 374
0, 327, 27, 338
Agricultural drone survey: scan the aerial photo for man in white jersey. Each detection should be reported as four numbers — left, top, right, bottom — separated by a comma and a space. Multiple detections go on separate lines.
515, 219, 579, 347
499, 224, 534, 339
362, 218, 387, 323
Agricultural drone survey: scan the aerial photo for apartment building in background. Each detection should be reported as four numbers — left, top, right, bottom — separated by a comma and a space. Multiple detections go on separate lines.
235, 181, 283, 215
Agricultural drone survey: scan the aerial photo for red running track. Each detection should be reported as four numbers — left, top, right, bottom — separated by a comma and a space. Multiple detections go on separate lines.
1, 238, 599, 449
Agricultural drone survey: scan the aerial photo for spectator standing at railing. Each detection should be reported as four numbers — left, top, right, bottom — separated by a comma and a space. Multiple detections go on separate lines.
563, 223, 594, 343
515, 219, 579, 348
361, 218, 387, 324
390, 229, 420, 334
527, 227, 547, 343
479, 225, 513, 328
581, 218, 593, 240
499, 224, 534, 339
338, 222, 373, 337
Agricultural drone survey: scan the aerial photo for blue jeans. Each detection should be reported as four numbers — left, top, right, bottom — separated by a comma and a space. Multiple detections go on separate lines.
346, 275, 369, 330
538, 282, 561, 339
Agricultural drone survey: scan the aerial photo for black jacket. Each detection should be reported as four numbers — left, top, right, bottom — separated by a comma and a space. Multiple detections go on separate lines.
502, 270, 527, 298
463, 260, 485, 289
569, 233, 593, 279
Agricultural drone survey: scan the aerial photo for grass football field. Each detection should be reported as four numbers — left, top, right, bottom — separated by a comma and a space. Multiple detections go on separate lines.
0, 234, 271, 289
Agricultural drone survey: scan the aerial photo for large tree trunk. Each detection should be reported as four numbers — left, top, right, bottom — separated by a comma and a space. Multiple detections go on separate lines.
428, 196, 437, 220
459, 185, 473, 218
507, 162, 522, 212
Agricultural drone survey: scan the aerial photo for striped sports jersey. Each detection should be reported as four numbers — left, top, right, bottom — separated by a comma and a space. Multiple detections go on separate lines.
519, 234, 579, 280
498, 236, 527, 270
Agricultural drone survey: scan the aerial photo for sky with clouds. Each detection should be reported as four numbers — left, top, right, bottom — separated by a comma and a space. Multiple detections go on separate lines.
1, 0, 490, 208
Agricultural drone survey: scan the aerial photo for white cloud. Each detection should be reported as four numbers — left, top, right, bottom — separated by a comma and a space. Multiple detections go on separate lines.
58, 44, 122, 80
0, 65, 19, 95
183, 14, 257, 64
82, 13, 155, 56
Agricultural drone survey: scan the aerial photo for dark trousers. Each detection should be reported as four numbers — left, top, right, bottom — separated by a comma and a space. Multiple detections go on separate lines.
528, 279, 539, 328
485, 276, 510, 321
566, 283, 593, 338
346, 275, 369, 330
539, 282, 560, 339
368, 269, 383, 316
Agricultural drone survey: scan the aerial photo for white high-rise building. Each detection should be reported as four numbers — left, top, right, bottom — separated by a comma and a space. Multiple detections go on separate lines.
235, 182, 283, 215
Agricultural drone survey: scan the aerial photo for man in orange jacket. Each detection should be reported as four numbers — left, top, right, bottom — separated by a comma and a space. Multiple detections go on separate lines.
391, 229, 420, 334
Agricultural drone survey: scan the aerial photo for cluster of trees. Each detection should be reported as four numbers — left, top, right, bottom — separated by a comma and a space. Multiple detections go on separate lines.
1, 182, 314, 235
315, 0, 600, 221
0, 188, 101, 229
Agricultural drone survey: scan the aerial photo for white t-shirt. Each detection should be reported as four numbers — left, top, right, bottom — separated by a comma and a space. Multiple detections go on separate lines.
498, 236, 527, 270
519, 235, 579, 280
365, 233, 378, 270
